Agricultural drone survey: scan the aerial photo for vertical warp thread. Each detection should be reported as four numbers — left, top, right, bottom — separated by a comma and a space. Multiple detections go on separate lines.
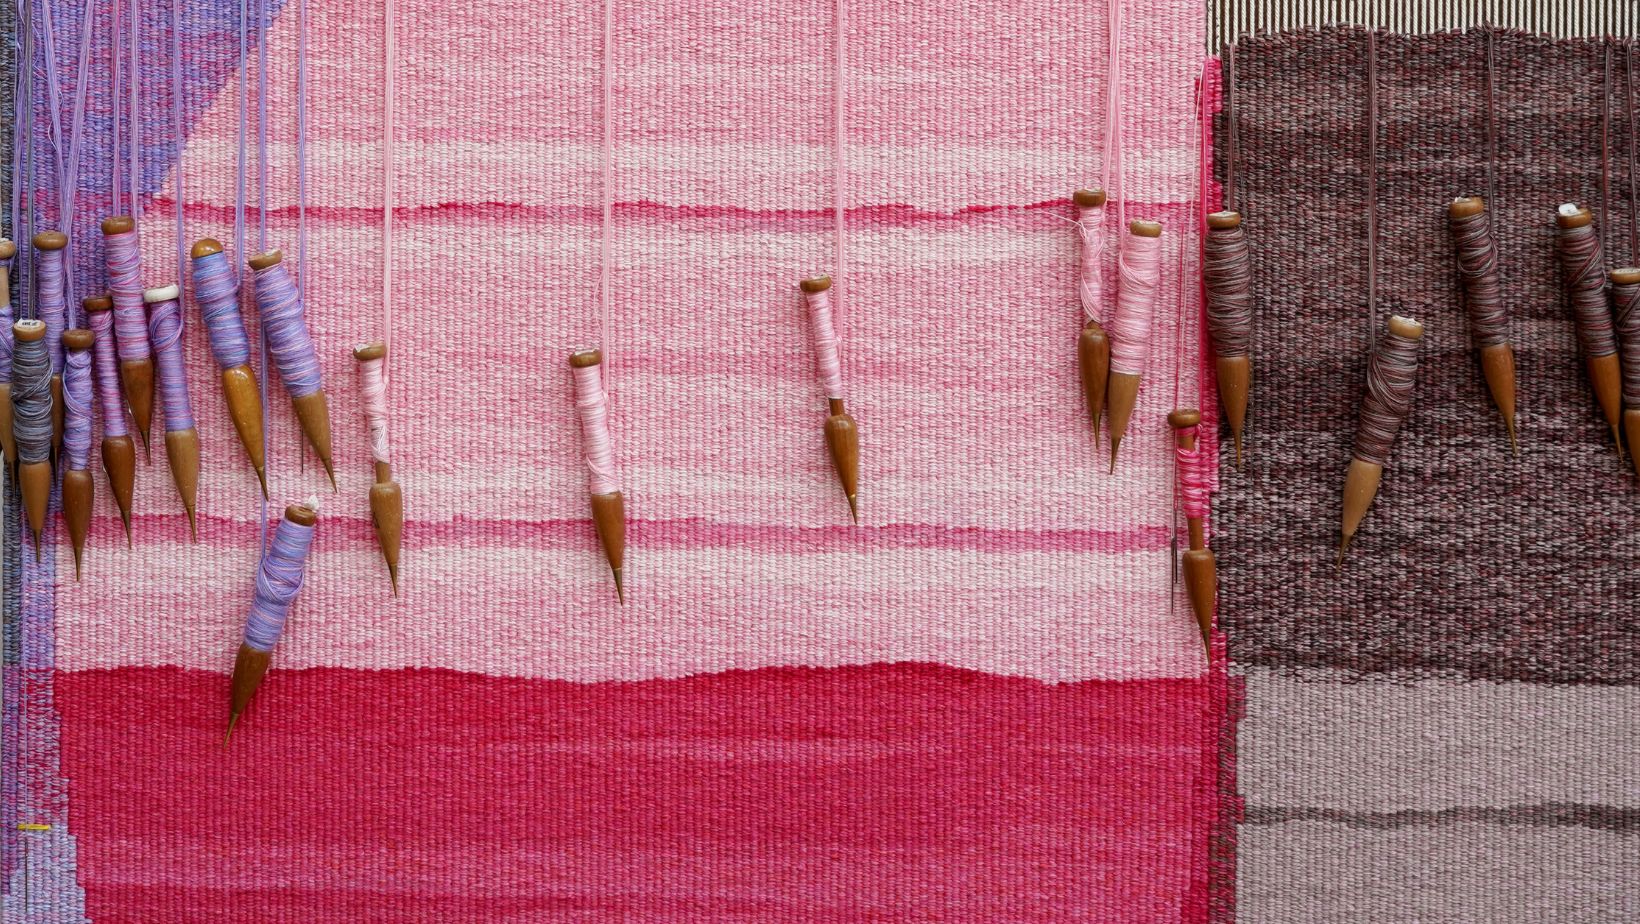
241, 510, 317, 652
87, 310, 128, 436
1108, 229, 1163, 376
1076, 200, 1107, 324
1555, 210, 1618, 359
1202, 220, 1252, 357
103, 226, 151, 360
1174, 421, 1209, 520
1450, 206, 1509, 346
0, 282, 12, 383
1612, 277, 1640, 406
62, 345, 91, 471
1365, 29, 1380, 347
1224, 43, 1237, 212
147, 294, 194, 431
252, 258, 323, 398
12, 331, 51, 465
1353, 325, 1421, 466
172, 0, 185, 300
34, 242, 66, 371
804, 286, 846, 400
192, 249, 250, 369
357, 351, 390, 464
571, 363, 620, 497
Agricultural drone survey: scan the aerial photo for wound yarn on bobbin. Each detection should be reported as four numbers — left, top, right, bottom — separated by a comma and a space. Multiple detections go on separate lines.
1074, 189, 1112, 438
251, 248, 336, 488
1202, 211, 1253, 463
193, 238, 268, 496
1448, 196, 1518, 452
33, 230, 69, 458
12, 320, 53, 556
147, 284, 201, 538
1610, 267, 1640, 475
800, 275, 861, 521
1554, 204, 1623, 456
570, 349, 626, 603
102, 215, 156, 456
85, 295, 135, 543
226, 500, 320, 744
354, 342, 403, 595
1339, 314, 1424, 562
1104, 219, 1163, 470
1168, 407, 1215, 654
62, 329, 95, 579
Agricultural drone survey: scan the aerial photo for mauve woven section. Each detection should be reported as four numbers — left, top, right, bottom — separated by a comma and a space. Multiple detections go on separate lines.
1218, 28, 1640, 686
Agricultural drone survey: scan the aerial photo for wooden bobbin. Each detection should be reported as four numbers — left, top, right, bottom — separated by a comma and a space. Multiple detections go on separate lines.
13, 320, 51, 556
1339, 315, 1425, 561
1557, 205, 1624, 455
146, 283, 200, 539
1168, 408, 1216, 655
194, 238, 270, 497
1074, 190, 1111, 439
798, 276, 861, 521
33, 231, 69, 460
1205, 210, 1252, 464
102, 215, 156, 459
226, 502, 318, 746
250, 248, 337, 488
1614, 267, 1640, 477
0, 238, 17, 475
83, 294, 136, 545
571, 349, 627, 603
1072, 188, 1108, 208
353, 341, 403, 596
1449, 196, 1518, 454
1105, 218, 1164, 471
61, 329, 95, 579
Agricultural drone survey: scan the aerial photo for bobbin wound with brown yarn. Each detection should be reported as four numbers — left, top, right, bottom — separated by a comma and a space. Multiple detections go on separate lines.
354, 342, 403, 595
1553, 204, 1623, 456
61, 329, 95, 577
1339, 315, 1424, 562
1168, 408, 1216, 654
1074, 189, 1111, 437
1104, 219, 1164, 470
1448, 197, 1518, 452
32, 230, 68, 458
570, 349, 627, 603
101, 215, 156, 455
84, 295, 135, 543
801, 275, 861, 521
1203, 211, 1253, 463
194, 238, 269, 496
0, 238, 17, 475
1610, 267, 1640, 476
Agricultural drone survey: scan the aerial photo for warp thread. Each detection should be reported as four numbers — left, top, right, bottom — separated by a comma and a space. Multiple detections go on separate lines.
12, 331, 52, 465
0, 296, 12, 384
1109, 228, 1163, 375
1450, 205, 1510, 347
103, 226, 152, 361
1612, 276, 1640, 406
36, 243, 67, 371
193, 249, 250, 369
1353, 324, 1421, 466
63, 345, 92, 471
804, 285, 846, 400
1202, 221, 1253, 357
147, 294, 196, 432
87, 310, 129, 436
1555, 210, 1617, 359
1174, 422, 1209, 520
252, 257, 323, 397
357, 350, 391, 464
571, 362, 621, 497
242, 507, 318, 652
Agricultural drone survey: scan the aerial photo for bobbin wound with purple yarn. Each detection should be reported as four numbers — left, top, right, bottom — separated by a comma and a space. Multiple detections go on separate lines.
86, 307, 129, 438
243, 507, 319, 652
251, 250, 324, 397
1354, 322, 1422, 467
193, 245, 251, 370
34, 232, 70, 372
12, 326, 52, 466
102, 219, 152, 362
63, 344, 94, 472
146, 286, 196, 432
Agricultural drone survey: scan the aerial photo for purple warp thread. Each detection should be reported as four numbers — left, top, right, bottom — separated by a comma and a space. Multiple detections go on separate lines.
35, 242, 67, 372
12, 330, 53, 465
63, 343, 92, 472
103, 227, 152, 361
242, 511, 317, 652
1612, 277, 1640, 406
192, 249, 251, 370
147, 295, 195, 432
87, 310, 129, 437
252, 257, 323, 398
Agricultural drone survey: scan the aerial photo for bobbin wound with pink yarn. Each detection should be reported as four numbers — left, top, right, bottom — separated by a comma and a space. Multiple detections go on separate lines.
1169, 408, 1215, 654
355, 342, 404, 595
1075, 189, 1112, 437
800, 276, 860, 522
1104, 219, 1164, 470
571, 349, 626, 603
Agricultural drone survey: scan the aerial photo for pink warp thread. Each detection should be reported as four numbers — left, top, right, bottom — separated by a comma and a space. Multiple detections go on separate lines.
571, 362, 621, 497
1173, 423, 1209, 521
356, 350, 391, 465
1108, 227, 1163, 376
1076, 202, 1107, 323
804, 286, 846, 401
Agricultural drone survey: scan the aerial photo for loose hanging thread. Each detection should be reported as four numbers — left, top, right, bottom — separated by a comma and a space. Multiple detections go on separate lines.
101, 215, 156, 455
61, 328, 94, 578
146, 284, 200, 537
1553, 204, 1623, 455
192, 239, 268, 495
570, 350, 625, 603
250, 249, 337, 489
1103, 219, 1163, 471
1339, 315, 1424, 562
11, 320, 52, 556
353, 343, 402, 596
226, 501, 319, 745
83, 295, 135, 542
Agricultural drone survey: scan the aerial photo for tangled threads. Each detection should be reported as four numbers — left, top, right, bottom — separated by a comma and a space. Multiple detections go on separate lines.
803, 279, 846, 400
1353, 321, 1422, 466
1613, 273, 1640, 406
1109, 224, 1163, 375
192, 244, 250, 370
12, 326, 52, 465
1074, 189, 1108, 323
146, 288, 196, 432
243, 505, 319, 652
34, 233, 69, 371
1554, 205, 1617, 359
571, 359, 621, 497
102, 219, 152, 362
63, 342, 93, 472
1449, 199, 1509, 347
1202, 214, 1253, 357
252, 253, 323, 397
86, 308, 129, 437
1174, 421, 1209, 520
356, 347, 391, 464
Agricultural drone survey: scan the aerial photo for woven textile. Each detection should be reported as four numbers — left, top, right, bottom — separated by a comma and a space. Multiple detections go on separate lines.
1217, 27, 1640, 923
4, 0, 1222, 920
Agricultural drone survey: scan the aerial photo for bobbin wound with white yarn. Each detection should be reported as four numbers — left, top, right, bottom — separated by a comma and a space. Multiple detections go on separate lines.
354, 342, 404, 596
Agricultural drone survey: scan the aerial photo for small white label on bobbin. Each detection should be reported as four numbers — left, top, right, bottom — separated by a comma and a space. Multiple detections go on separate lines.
1558, 203, 1582, 218
143, 283, 181, 303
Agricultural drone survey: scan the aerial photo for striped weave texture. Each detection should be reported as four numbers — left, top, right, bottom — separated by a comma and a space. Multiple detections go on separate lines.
1217, 27, 1640, 924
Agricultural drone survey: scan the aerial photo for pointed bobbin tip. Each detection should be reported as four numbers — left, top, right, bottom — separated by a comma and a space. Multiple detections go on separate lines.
248, 249, 283, 270
223, 712, 240, 748
612, 568, 625, 605
101, 215, 135, 235
1449, 196, 1486, 219
0, 239, 15, 260
1108, 440, 1122, 474
569, 348, 603, 368
31, 230, 67, 251
389, 564, 400, 598
1206, 210, 1242, 230
191, 238, 224, 259
1073, 188, 1107, 208
799, 275, 833, 293
847, 494, 859, 523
